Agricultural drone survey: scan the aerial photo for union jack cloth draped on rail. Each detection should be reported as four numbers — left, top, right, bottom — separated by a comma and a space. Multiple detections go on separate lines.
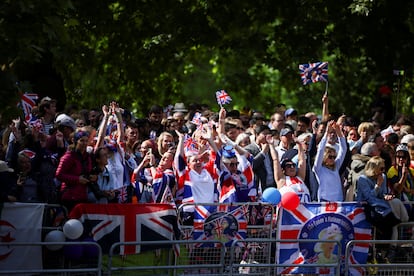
193, 204, 247, 248
299, 62, 328, 85
276, 202, 371, 276
215, 89, 232, 105
70, 203, 180, 255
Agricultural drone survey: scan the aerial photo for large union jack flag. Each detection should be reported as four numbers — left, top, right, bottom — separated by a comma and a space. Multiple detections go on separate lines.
299, 62, 328, 85
276, 202, 371, 275
69, 203, 180, 255
215, 89, 232, 106
193, 204, 247, 248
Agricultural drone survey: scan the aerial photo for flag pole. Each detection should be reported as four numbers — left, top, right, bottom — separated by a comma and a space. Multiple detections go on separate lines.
324, 81, 329, 96
395, 77, 401, 118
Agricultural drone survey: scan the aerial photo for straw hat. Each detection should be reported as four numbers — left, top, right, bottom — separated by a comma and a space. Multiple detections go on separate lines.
173, 103, 188, 113
0, 161, 14, 173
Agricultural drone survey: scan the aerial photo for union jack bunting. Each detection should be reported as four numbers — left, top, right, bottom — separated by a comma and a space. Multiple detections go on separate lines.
193, 204, 247, 248
276, 202, 371, 275
19, 93, 38, 121
215, 89, 232, 106
299, 62, 328, 85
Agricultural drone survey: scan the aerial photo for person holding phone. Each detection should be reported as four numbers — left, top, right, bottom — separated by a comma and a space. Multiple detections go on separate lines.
357, 156, 408, 262
387, 144, 414, 219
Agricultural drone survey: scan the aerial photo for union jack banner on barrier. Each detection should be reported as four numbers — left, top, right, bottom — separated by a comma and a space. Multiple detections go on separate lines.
193, 204, 247, 247
276, 202, 371, 275
70, 203, 180, 255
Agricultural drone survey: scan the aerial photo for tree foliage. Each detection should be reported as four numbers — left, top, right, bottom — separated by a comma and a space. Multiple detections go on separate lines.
1, 0, 413, 123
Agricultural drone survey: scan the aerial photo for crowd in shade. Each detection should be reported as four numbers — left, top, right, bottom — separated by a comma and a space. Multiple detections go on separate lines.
1, 86, 414, 261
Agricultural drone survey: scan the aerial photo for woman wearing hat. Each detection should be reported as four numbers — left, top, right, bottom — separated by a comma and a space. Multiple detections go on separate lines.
387, 144, 414, 219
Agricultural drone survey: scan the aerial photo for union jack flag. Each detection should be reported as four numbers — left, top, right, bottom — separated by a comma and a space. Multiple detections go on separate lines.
193, 204, 247, 248
276, 202, 371, 275
117, 185, 128, 203
191, 112, 202, 126
299, 62, 328, 85
70, 203, 180, 255
19, 93, 38, 122
183, 135, 199, 156
215, 89, 232, 106
28, 118, 44, 133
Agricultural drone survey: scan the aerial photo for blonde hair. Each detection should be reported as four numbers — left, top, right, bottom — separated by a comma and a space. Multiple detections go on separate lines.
357, 122, 375, 136
364, 156, 384, 178
322, 145, 337, 169
157, 131, 174, 155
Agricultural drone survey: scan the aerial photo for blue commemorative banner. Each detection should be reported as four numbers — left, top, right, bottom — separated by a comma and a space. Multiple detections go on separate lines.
276, 202, 372, 275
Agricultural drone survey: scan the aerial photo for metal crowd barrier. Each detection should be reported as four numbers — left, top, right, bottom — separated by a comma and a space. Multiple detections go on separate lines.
107, 240, 226, 276
4, 202, 414, 275
345, 240, 414, 276
0, 241, 102, 275
105, 238, 341, 276
229, 238, 341, 276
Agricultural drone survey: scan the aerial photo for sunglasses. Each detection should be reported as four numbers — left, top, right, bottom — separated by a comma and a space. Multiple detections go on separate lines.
327, 155, 336, 160
228, 162, 239, 167
284, 163, 296, 169
396, 155, 407, 159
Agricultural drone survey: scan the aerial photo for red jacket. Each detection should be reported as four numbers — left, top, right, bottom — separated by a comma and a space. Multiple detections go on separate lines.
56, 150, 92, 202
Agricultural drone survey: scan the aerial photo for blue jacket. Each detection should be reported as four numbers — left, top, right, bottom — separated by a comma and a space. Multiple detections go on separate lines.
356, 174, 392, 217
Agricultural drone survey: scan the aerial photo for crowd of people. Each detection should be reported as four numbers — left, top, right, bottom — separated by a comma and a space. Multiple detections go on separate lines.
1, 89, 414, 260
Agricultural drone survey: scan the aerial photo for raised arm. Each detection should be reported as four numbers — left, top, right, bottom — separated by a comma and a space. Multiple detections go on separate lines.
202, 124, 219, 154
269, 137, 285, 188
112, 102, 125, 144
217, 107, 226, 138
94, 104, 110, 151
322, 92, 329, 122
297, 141, 306, 180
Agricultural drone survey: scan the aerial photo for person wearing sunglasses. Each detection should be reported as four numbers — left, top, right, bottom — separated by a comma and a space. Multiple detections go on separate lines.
387, 144, 414, 219
313, 120, 347, 202
218, 144, 256, 203
270, 138, 310, 203
357, 156, 408, 262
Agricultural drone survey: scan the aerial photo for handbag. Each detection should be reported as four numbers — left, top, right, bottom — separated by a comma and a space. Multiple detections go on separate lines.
363, 204, 385, 226
363, 203, 400, 228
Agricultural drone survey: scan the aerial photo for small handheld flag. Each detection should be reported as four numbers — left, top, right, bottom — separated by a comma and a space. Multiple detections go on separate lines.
299, 62, 328, 85
183, 135, 199, 157
191, 112, 202, 126
19, 93, 39, 122
215, 89, 232, 107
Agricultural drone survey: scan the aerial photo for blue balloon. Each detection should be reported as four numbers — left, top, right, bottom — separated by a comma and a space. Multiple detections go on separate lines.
63, 240, 84, 260
82, 237, 99, 258
262, 187, 281, 204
